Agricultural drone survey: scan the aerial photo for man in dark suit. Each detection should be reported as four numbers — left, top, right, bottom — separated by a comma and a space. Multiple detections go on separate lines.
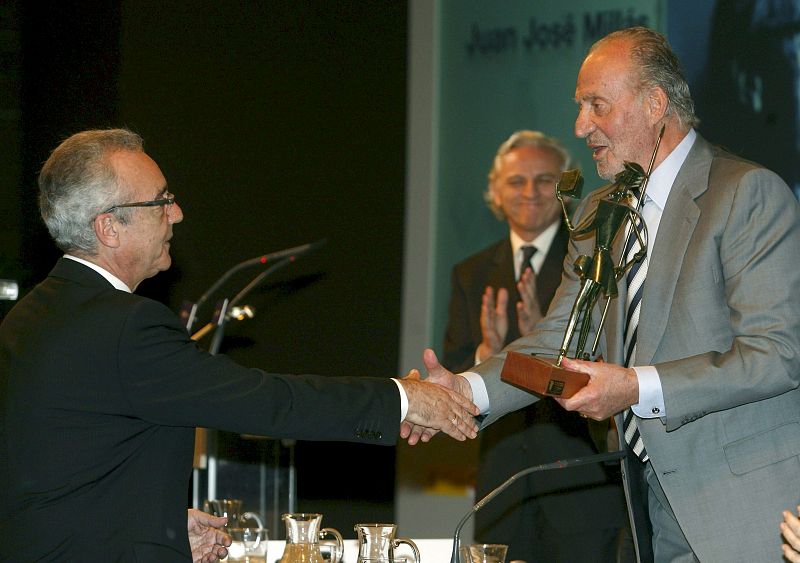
442, 131, 625, 561
0, 129, 479, 562
408, 27, 800, 562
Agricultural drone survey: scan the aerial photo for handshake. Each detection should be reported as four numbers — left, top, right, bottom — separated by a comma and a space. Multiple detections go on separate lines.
397, 349, 480, 445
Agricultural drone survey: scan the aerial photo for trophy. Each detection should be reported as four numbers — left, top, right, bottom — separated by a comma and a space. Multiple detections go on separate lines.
500, 127, 664, 398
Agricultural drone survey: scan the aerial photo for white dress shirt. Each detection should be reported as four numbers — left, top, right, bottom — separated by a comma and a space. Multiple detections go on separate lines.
510, 219, 560, 279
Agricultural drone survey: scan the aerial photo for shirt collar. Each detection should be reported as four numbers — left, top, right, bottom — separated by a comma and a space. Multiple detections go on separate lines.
64, 254, 132, 293
509, 219, 560, 258
645, 128, 697, 210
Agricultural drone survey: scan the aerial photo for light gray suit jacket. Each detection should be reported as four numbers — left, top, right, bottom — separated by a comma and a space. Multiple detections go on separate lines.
473, 134, 800, 562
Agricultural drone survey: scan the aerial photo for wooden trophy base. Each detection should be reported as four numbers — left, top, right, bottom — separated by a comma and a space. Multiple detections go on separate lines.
500, 351, 589, 398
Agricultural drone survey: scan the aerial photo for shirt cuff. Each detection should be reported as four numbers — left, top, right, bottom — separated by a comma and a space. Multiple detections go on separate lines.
461, 371, 490, 415
630, 365, 664, 418
392, 378, 409, 422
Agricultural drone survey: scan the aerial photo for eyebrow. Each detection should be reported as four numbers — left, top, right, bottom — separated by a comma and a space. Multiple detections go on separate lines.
575, 93, 604, 104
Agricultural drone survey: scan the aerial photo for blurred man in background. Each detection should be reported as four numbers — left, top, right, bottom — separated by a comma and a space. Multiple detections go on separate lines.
442, 130, 626, 561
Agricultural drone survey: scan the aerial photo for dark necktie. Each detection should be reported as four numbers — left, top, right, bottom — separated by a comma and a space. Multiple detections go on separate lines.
621, 190, 649, 462
518, 245, 537, 281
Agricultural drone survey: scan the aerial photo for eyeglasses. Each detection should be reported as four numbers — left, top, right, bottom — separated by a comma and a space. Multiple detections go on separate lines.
103, 190, 175, 214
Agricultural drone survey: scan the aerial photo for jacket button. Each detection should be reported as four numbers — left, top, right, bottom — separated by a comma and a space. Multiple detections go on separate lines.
651, 407, 660, 415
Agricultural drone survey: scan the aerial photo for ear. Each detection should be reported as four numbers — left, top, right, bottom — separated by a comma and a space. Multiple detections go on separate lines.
647, 86, 669, 125
490, 182, 503, 208
93, 213, 121, 249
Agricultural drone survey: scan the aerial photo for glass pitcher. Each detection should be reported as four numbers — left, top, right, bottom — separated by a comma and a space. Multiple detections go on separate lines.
354, 523, 420, 563
279, 513, 343, 563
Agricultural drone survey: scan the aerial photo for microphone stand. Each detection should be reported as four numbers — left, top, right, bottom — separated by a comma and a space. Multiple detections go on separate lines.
187, 239, 325, 506
206, 257, 297, 355
449, 450, 626, 563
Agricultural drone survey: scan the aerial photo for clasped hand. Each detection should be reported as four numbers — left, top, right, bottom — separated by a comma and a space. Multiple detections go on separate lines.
399, 349, 478, 445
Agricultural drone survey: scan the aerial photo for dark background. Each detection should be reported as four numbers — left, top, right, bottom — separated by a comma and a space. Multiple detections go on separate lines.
4, 0, 408, 536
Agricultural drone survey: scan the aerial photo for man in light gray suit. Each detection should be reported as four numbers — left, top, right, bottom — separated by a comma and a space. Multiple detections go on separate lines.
404, 27, 800, 562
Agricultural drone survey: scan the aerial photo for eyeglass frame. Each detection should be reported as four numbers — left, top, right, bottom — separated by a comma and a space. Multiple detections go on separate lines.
102, 190, 175, 215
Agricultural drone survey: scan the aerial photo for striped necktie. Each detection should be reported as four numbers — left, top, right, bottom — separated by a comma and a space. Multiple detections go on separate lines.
622, 190, 649, 462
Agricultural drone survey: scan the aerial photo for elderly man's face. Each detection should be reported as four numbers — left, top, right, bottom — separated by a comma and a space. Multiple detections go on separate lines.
573, 39, 659, 181
109, 150, 183, 287
490, 145, 564, 241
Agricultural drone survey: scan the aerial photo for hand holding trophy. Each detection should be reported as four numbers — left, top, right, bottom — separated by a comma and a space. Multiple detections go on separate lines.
500, 127, 664, 399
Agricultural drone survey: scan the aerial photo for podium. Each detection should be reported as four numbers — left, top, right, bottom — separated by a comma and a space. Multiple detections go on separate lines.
192, 431, 296, 538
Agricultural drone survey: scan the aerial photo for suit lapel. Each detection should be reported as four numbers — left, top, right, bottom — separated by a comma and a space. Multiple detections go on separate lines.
488, 239, 516, 293
488, 240, 521, 342
635, 136, 712, 365
537, 220, 569, 314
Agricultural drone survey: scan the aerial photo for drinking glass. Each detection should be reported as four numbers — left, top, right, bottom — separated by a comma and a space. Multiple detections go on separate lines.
226, 527, 268, 563
459, 543, 508, 563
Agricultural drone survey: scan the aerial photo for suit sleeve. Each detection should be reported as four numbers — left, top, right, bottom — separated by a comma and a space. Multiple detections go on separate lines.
115, 300, 400, 445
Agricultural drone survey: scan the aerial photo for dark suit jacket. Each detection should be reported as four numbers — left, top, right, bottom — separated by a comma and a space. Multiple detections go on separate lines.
442, 222, 626, 562
0, 258, 399, 562
443, 225, 567, 373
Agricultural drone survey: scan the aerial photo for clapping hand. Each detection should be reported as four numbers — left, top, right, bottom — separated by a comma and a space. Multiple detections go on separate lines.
516, 267, 542, 335
782, 506, 800, 562
477, 286, 509, 363
477, 273, 542, 364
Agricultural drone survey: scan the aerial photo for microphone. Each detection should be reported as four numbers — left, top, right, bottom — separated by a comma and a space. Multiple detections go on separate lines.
449, 449, 626, 563
185, 239, 327, 331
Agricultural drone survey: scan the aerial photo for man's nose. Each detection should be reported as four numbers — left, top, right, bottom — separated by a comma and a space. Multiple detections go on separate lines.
168, 202, 184, 224
574, 107, 594, 138
522, 179, 537, 197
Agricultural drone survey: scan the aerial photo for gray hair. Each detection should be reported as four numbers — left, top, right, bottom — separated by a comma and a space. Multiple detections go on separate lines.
593, 27, 699, 128
484, 130, 571, 220
38, 128, 144, 255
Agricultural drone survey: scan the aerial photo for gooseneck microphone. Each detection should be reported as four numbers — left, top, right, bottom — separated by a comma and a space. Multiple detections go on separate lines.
449, 449, 626, 563
184, 239, 327, 333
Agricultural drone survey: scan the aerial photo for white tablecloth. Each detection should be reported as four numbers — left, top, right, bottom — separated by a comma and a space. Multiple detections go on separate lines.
260, 538, 453, 562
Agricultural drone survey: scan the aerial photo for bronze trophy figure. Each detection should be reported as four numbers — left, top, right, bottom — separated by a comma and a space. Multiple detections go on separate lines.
557, 162, 648, 363
500, 127, 663, 398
